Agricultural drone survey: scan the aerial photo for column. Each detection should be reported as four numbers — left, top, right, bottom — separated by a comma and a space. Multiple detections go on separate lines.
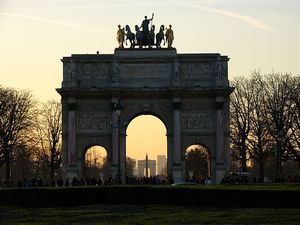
120, 129, 126, 184
111, 98, 119, 179
172, 97, 183, 183
67, 102, 76, 166
66, 99, 78, 179
215, 96, 225, 183
173, 102, 181, 164
216, 96, 224, 163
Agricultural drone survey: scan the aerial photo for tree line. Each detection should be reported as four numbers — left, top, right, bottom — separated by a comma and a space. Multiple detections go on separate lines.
231, 71, 300, 181
0, 86, 62, 187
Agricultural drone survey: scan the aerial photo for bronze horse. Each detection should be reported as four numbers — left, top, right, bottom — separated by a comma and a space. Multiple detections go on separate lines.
156, 25, 165, 48
125, 25, 135, 48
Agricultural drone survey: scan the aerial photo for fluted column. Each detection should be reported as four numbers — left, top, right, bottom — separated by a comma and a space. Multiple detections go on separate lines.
216, 97, 224, 163
172, 97, 183, 183
111, 98, 119, 179
215, 96, 225, 183
173, 101, 181, 164
67, 102, 76, 166
66, 99, 78, 180
112, 110, 118, 165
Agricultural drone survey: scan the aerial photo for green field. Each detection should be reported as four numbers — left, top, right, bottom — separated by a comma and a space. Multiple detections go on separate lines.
1, 205, 300, 225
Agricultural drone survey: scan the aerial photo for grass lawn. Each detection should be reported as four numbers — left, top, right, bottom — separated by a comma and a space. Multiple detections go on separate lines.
1, 205, 300, 225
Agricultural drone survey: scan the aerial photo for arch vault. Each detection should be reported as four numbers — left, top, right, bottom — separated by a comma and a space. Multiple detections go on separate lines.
57, 48, 233, 184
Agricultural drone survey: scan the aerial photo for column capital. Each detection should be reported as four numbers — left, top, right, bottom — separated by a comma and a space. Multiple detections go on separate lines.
173, 102, 181, 110
215, 102, 224, 110
67, 103, 76, 111
215, 96, 224, 110
111, 97, 119, 104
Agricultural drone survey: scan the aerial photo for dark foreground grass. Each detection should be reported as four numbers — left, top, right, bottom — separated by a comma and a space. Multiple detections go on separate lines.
1, 205, 300, 225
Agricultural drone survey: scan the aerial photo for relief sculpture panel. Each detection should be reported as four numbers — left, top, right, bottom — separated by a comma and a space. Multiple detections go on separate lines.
181, 62, 214, 80
78, 113, 111, 131
181, 112, 214, 129
75, 63, 110, 79
78, 103, 108, 112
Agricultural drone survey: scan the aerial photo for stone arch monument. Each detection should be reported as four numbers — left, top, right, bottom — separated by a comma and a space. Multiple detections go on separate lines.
57, 48, 233, 184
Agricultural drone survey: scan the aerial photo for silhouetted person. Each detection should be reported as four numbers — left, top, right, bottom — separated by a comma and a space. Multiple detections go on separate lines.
57, 177, 63, 187
64, 178, 70, 187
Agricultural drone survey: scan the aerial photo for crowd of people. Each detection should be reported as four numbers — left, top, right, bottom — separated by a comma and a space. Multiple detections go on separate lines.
126, 175, 168, 185
12, 175, 169, 188
1, 173, 298, 188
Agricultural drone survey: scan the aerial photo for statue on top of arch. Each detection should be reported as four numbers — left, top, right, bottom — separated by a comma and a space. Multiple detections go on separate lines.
116, 13, 174, 49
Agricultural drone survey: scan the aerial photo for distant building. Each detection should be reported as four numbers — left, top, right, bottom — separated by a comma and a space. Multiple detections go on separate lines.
131, 158, 138, 176
137, 154, 156, 177
157, 155, 167, 175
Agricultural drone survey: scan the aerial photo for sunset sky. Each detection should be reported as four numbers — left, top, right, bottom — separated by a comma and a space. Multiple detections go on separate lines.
1, 0, 299, 160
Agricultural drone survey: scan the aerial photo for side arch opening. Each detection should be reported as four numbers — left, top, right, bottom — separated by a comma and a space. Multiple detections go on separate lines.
185, 144, 211, 184
81, 145, 109, 185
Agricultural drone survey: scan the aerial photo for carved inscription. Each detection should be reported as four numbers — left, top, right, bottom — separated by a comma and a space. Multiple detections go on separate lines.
78, 113, 110, 131
181, 112, 213, 129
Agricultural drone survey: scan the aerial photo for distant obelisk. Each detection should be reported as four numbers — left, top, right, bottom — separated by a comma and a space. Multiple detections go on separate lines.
145, 153, 149, 178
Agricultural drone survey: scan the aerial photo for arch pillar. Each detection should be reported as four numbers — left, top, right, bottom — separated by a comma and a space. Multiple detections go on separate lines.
111, 97, 119, 180
215, 96, 226, 183
65, 98, 79, 180
120, 128, 127, 184
172, 97, 184, 183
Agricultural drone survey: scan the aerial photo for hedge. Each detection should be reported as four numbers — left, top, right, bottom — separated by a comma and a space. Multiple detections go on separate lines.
0, 186, 300, 208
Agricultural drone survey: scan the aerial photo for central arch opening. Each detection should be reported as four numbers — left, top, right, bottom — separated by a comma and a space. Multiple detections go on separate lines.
126, 115, 167, 184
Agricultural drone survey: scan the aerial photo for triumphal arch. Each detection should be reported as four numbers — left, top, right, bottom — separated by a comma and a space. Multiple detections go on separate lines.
57, 20, 233, 183
57, 47, 232, 184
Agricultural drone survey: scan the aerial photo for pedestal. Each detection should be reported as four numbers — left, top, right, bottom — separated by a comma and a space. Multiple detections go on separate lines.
66, 166, 78, 180
215, 164, 226, 184
172, 164, 184, 183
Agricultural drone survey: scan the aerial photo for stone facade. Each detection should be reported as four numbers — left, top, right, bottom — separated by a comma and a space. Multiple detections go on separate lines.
57, 48, 233, 184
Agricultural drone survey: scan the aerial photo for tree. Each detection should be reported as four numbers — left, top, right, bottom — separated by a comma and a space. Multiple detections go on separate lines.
36, 100, 62, 182
126, 156, 136, 176
230, 77, 252, 172
247, 72, 273, 180
85, 146, 108, 178
289, 76, 300, 162
185, 145, 209, 180
230, 72, 300, 180
264, 73, 295, 176
12, 142, 35, 182
0, 86, 35, 186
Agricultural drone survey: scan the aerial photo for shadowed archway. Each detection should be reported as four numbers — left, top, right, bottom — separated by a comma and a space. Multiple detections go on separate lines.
185, 144, 211, 183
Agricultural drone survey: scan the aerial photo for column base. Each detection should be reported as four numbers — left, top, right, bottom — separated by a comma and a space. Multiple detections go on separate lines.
65, 166, 79, 180
110, 165, 118, 180
172, 164, 184, 184
215, 164, 226, 184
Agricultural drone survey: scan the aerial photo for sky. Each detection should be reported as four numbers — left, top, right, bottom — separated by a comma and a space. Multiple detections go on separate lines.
1, 0, 300, 160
